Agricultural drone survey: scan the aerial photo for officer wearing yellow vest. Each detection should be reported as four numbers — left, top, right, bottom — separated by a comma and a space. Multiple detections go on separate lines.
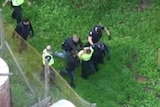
2, 0, 31, 7
41, 45, 55, 86
42, 45, 54, 66
78, 46, 96, 79
2, 0, 31, 23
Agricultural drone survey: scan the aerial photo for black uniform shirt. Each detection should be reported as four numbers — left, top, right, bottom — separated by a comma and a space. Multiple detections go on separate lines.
15, 22, 34, 40
66, 55, 80, 71
64, 37, 83, 52
89, 25, 105, 43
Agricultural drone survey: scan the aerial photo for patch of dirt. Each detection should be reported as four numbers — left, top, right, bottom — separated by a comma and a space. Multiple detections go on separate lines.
131, 52, 138, 61
126, 63, 133, 71
126, 52, 138, 72
156, 93, 160, 98
143, 85, 152, 92
135, 75, 152, 92
138, 0, 151, 11
135, 74, 148, 83
69, 0, 88, 9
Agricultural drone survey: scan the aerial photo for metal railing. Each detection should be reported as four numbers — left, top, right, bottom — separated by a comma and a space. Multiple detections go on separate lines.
0, 9, 4, 54
0, 8, 97, 107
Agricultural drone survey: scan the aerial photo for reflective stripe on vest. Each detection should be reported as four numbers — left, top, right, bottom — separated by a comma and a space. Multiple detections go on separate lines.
42, 52, 54, 66
12, 0, 24, 6
78, 47, 94, 61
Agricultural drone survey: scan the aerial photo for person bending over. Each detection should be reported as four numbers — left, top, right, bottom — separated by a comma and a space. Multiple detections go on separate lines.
87, 25, 111, 46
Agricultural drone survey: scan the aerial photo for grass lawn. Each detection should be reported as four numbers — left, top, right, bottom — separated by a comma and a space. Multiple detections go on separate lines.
1, 0, 160, 107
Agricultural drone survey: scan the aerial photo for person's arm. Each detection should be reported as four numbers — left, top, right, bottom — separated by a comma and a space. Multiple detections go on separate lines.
68, 39, 78, 51
88, 36, 94, 45
104, 44, 110, 60
27, 0, 31, 5
14, 24, 22, 37
104, 27, 111, 40
78, 39, 83, 48
89, 46, 94, 54
2, 0, 9, 7
29, 23, 34, 37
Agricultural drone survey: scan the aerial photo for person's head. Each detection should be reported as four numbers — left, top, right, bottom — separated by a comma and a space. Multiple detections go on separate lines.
95, 25, 104, 34
72, 35, 79, 42
84, 48, 91, 54
46, 45, 52, 52
22, 18, 30, 25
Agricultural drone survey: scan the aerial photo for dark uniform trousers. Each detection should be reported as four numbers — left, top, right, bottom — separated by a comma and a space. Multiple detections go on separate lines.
12, 6, 22, 23
81, 60, 96, 79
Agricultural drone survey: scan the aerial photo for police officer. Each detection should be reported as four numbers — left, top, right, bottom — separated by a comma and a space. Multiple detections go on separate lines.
78, 47, 96, 79
59, 50, 80, 88
42, 45, 54, 66
2, 0, 31, 23
2, 0, 24, 7
14, 18, 34, 53
55, 35, 83, 59
94, 42, 110, 61
62, 35, 83, 52
87, 25, 111, 46
92, 42, 110, 71
41, 45, 55, 86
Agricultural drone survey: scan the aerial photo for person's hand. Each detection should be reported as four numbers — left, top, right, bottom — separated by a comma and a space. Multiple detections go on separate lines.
2, 4, 5, 7
2, 0, 8, 7
108, 35, 111, 40
2, 3, 6, 7
91, 44, 95, 48
83, 47, 90, 50
27, 1, 31, 6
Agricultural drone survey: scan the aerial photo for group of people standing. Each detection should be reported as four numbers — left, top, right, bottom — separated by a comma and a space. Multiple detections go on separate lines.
53, 25, 112, 88
2, 0, 31, 23
2, 1, 112, 88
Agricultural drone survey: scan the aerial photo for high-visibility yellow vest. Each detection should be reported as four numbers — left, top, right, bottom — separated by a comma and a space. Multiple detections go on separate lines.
78, 47, 94, 61
42, 50, 54, 66
12, 0, 24, 6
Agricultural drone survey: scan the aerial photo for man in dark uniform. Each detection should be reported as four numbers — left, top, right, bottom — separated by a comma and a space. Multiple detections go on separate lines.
2, 0, 31, 23
11, 6, 22, 24
14, 18, 34, 53
59, 50, 80, 88
87, 25, 111, 46
92, 42, 110, 71
55, 35, 83, 59
62, 35, 83, 52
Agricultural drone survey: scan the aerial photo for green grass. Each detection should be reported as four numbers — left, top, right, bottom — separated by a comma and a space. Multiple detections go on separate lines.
1, 0, 160, 107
